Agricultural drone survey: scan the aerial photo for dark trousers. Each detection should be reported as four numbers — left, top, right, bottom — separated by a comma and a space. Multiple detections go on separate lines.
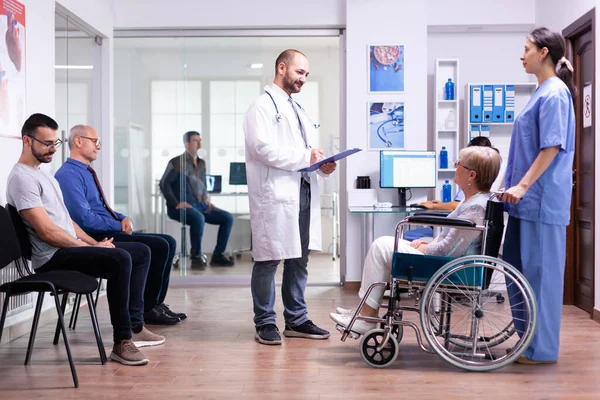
167, 204, 234, 257
89, 232, 176, 311
251, 179, 311, 328
37, 242, 151, 342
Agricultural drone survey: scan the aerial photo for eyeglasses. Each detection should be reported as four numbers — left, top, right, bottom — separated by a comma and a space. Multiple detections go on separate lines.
26, 135, 63, 149
78, 136, 102, 147
454, 159, 474, 171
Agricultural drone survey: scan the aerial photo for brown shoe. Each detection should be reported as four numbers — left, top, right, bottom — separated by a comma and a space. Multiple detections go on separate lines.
110, 339, 149, 366
132, 326, 165, 348
515, 355, 557, 365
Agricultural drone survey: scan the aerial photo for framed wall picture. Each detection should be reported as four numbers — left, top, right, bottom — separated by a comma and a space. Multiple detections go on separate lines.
368, 45, 404, 93
368, 102, 404, 150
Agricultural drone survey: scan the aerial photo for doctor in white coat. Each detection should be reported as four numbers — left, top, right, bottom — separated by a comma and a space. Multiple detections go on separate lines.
243, 49, 336, 345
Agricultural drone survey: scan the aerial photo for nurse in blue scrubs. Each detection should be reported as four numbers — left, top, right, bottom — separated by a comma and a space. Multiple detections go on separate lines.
502, 27, 576, 365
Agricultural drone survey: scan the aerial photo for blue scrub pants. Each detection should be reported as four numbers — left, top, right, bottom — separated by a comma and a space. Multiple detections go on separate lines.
503, 216, 566, 362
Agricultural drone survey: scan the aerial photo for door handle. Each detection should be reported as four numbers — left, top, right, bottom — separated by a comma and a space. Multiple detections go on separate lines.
572, 169, 576, 189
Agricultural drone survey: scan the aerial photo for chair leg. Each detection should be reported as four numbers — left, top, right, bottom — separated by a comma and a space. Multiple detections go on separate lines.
0, 289, 11, 345
69, 294, 80, 329
72, 294, 82, 330
53, 293, 69, 345
53, 290, 78, 388
93, 280, 102, 308
86, 293, 107, 364
24, 292, 44, 365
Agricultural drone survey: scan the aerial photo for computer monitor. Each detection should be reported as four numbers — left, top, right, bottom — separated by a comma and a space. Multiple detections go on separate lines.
206, 175, 222, 194
380, 150, 436, 208
229, 162, 247, 185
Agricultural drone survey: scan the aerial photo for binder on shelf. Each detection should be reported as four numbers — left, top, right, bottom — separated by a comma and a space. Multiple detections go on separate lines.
469, 85, 483, 122
483, 85, 493, 122
505, 85, 515, 122
480, 125, 490, 137
469, 124, 480, 141
492, 85, 505, 122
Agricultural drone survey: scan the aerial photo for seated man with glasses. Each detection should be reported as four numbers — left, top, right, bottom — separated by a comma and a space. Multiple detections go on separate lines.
7, 113, 164, 366
55, 125, 186, 325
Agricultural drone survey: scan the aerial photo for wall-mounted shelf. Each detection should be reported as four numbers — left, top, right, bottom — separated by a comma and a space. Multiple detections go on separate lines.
464, 82, 537, 191
434, 58, 460, 200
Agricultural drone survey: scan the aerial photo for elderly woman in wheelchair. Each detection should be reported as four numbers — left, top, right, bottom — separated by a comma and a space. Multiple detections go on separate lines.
331, 146, 538, 371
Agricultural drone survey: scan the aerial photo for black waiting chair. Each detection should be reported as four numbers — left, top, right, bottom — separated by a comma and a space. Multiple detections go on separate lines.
0, 205, 107, 388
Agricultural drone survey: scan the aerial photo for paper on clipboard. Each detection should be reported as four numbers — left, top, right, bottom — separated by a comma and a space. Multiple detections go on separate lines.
299, 148, 362, 172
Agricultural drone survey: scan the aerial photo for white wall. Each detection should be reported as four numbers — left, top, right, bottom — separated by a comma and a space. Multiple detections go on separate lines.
536, 0, 600, 311
428, 0, 536, 26
113, 0, 344, 29
343, 0, 428, 281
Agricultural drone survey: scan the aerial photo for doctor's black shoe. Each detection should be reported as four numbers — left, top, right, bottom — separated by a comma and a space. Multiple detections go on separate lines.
255, 324, 282, 345
210, 253, 235, 267
283, 320, 331, 339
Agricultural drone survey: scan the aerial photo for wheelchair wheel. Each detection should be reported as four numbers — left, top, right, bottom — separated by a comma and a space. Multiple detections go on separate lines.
360, 329, 399, 368
380, 322, 404, 343
420, 255, 537, 372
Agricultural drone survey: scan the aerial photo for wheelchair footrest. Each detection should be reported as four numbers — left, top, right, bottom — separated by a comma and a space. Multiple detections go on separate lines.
335, 324, 361, 339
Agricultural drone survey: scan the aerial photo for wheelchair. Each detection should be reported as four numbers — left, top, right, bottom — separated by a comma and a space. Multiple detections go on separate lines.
336, 194, 537, 372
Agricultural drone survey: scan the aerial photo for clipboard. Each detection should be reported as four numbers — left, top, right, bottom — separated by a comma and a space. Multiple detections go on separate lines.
299, 148, 362, 172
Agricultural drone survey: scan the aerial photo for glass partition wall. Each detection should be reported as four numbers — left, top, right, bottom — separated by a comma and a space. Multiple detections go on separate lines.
114, 35, 341, 285
54, 10, 98, 173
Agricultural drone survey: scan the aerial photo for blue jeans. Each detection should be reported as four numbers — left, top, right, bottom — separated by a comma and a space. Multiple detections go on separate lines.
167, 204, 234, 257
89, 232, 177, 311
251, 179, 311, 329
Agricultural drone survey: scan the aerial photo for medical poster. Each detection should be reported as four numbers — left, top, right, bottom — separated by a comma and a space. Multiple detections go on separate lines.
368, 45, 404, 93
368, 102, 404, 150
0, 0, 25, 139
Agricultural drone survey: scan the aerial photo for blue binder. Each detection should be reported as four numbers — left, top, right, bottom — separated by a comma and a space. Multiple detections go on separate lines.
505, 85, 515, 122
480, 125, 490, 137
492, 85, 505, 122
469, 124, 480, 141
469, 85, 483, 123
483, 85, 493, 122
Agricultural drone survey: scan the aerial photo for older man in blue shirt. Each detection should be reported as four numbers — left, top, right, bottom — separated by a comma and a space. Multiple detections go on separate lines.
55, 125, 186, 325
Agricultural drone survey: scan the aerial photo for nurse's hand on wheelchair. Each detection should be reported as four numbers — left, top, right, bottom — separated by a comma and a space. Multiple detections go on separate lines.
499, 184, 528, 204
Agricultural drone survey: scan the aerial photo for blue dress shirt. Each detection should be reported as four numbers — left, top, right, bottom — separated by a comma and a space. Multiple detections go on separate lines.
55, 158, 126, 233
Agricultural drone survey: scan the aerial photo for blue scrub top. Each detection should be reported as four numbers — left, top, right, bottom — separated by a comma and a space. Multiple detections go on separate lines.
505, 77, 575, 226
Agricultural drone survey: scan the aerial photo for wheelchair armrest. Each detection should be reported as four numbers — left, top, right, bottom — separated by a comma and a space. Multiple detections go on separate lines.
414, 211, 448, 218
404, 215, 476, 228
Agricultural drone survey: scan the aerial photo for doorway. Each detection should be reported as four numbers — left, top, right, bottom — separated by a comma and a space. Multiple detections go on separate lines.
563, 9, 596, 315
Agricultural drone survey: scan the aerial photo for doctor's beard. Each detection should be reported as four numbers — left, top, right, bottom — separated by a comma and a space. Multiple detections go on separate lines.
282, 73, 303, 94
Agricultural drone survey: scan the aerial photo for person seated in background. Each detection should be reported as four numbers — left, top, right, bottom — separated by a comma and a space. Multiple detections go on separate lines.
7, 114, 165, 366
159, 130, 235, 268
419, 136, 495, 211
330, 146, 501, 334
55, 125, 186, 325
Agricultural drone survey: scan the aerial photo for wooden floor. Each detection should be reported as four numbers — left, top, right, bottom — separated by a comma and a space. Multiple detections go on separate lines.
1, 286, 600, 399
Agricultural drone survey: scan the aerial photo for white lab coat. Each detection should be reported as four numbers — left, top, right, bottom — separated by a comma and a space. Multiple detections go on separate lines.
243, 83, 323, 262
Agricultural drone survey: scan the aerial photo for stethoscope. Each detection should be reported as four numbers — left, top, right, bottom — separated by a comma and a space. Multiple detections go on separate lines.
375, 106, 404, 147
265, 90, 321, 129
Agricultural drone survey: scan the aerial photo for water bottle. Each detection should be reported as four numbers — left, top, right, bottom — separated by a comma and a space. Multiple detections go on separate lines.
442, 180, 452, 203
445, 78, 455, 100
439, 146, 448, 169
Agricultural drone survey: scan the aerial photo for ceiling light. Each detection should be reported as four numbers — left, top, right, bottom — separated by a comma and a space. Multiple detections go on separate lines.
250, 63, 263, 69
55, 65, 93, 70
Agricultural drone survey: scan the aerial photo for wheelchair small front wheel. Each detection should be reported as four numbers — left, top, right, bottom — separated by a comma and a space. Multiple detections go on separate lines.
360, 329, 399, 368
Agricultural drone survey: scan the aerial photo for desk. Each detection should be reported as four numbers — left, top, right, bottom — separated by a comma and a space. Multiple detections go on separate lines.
349, 207, 447, 263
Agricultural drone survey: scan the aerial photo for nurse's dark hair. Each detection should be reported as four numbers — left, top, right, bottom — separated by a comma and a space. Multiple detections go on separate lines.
21, 113, 59, 137
275, 49, 306, 74
529, 27, 577, 101
183, 130, 200, 144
